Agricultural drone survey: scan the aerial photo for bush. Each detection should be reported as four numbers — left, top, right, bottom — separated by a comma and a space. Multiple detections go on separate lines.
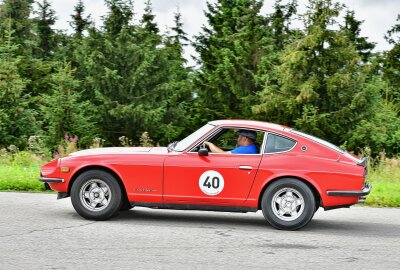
12, 151, 43, 167
348, 102, 400, 157
365, 154, 400, 207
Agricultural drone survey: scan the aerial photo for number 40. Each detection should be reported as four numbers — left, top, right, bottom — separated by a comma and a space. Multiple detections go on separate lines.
203, 176, 220, 189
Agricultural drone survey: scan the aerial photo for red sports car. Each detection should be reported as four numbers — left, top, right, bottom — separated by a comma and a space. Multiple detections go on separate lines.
40, 120, 371, 230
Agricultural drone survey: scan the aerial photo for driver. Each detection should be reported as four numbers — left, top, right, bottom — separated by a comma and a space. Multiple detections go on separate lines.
204, 129, 258, 154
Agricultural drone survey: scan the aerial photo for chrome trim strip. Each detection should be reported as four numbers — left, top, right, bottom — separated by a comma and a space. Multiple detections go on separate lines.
39, 177, 64, 183
327, 183, 372, 197
290, 128, 345, 154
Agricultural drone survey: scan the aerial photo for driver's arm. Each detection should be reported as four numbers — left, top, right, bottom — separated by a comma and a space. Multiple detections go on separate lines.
204, 141, 231, 154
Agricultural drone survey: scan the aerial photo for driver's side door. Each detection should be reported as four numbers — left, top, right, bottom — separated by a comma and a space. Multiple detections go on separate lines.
163, 128, 265, 205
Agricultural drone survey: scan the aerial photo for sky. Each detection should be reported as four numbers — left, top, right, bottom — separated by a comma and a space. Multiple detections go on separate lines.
46, 0, 400, 66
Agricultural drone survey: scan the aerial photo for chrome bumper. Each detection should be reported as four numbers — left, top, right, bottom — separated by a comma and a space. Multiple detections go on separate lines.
327, 182, 372, 197
39, 177, 64, 183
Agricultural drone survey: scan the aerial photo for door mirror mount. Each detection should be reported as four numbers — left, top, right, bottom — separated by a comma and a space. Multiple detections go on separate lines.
198, 147, 209, 156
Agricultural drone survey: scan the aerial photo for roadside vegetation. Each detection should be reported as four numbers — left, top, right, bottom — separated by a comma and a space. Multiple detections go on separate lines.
0, 132, 154, 192
365, 156, 400, 207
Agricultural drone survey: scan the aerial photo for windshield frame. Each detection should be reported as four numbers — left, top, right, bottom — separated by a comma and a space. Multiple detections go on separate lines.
173, 123, 216, 152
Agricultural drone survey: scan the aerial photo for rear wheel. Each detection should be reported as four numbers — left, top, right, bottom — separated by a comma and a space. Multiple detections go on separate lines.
71, 170, 122, 220
261, 178, 316, 230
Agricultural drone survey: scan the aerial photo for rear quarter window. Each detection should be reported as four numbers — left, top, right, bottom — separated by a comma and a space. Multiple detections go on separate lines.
264, 133, 296, 154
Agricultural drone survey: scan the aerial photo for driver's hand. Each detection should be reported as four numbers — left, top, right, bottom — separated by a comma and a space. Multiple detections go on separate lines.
204, 141, 212, 147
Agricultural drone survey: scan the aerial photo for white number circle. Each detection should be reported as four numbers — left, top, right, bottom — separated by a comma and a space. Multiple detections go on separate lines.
199, 170, 224, 196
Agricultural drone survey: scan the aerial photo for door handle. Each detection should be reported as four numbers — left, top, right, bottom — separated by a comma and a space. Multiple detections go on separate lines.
239, 166, 253, 170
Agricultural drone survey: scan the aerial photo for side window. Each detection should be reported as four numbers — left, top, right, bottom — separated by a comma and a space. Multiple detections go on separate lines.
190, 128, 265, 154
264, 133, 296, 154
212, 129, 238, 150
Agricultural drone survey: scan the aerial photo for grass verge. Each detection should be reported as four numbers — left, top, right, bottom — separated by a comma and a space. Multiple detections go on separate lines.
0, 165, 45, 192
364, 160, 400, 207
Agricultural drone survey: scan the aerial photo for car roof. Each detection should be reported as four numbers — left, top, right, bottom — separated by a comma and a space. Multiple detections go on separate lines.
209, 119, 289, 133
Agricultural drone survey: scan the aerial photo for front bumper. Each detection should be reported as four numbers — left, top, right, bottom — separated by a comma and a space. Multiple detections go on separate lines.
39, 177, 64, 183
326, 182, 372, 197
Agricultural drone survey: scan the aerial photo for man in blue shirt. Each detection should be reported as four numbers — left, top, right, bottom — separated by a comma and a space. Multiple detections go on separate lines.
204, 130, 258, 154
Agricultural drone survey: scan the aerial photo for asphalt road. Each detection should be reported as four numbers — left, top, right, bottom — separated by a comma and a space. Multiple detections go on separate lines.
0, 192, 399, 270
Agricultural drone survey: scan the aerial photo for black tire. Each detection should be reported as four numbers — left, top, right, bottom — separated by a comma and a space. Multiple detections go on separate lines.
71, 170, 122, 220
261, 178, 316, 230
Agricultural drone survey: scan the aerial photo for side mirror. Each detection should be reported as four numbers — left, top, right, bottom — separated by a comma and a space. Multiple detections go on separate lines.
198, 147, 209, 156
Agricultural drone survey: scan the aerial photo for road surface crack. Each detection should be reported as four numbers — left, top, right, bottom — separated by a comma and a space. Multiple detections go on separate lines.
0, 222, 96, 238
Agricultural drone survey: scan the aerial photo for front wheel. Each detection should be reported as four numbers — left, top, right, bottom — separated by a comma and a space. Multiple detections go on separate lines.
261, 178, 316, 230
71, 170, 122, 220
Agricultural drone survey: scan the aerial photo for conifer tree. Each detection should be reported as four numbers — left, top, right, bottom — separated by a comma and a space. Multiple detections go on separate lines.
269, 0, 298, 50
70, 0, 91, 39
171, 8, 188, 48
141, 0, 158, 35
194, 0, 272, 121
33, 0, 57, 59
341, 10, 375, 62
254, 0, 380, 145
0, 30, 37, 148
0, 0, 34, 49
40, 62, 98, 148
103, 0, 134, 38
76, 0, 192, 145
383, 14, 400, 104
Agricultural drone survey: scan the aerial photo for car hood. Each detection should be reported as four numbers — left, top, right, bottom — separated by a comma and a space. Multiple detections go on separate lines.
68, 147, 168, 157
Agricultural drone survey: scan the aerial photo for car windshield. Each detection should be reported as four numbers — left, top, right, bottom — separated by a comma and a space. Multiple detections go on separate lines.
173, 124, 215, 152
290, 129, 345, 154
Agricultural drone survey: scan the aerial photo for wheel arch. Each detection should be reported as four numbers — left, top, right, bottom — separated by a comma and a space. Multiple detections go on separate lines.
257, 175, 322, 210
67, 165, 129, 203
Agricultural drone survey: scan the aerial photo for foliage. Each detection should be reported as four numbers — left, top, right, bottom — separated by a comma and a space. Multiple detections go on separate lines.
74, 0, 192, 146
90, 137, 105, 148
0, 0, 34, 51
341, 10, 375, 62
268, 0, 298, 50
55, 133, 79, 158
119, 136, 133, 147
253, 0, 382, 148
28, 135, 51, 160
383, 14, 400, 106
348, 101, 400, 156
0, 164, 46, 191
0, 0, 399, 158
0, 145, 47, 191
193, 0, 272, 121
69, 0, 91, 39
40, 61, 98, 149
33, 0, 56, 59
140, 132, 154, 147
364, 155, 400, 207
0, 33, 38, 148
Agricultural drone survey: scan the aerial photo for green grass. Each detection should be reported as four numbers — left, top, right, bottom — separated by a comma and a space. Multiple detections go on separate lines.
0, 154, 399, 207
0, 165, 46, 191
364, 160, 400, 207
